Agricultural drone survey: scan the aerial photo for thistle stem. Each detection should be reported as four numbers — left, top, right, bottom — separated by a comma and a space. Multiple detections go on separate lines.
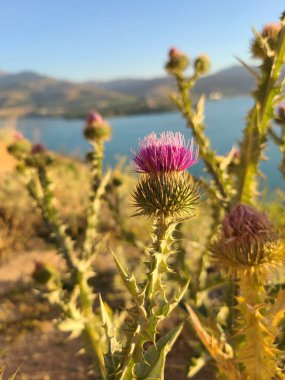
237, 20, 285, 203
119, 216, 177, 376
236, 272, 275, 380
174, 74, 229, 200
33, 167, 77, 269
83, 321, 107, 380
82, 141, 104, 259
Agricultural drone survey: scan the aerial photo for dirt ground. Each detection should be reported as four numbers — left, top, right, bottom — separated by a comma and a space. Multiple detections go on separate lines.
0, 250, 215, 380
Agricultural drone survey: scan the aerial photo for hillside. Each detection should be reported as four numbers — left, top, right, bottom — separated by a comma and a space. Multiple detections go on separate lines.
0, 66, 257, 118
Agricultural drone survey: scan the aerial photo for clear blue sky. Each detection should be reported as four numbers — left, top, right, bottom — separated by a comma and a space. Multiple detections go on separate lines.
1, 0, 284, 81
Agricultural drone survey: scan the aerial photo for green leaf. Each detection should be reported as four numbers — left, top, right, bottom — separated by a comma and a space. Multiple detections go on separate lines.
132, 323, 184, 380
111, 249, 141, 298
99, 294, 122, 353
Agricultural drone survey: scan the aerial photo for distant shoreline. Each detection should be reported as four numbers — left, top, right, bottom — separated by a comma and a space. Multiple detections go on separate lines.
0, 94, 251, 121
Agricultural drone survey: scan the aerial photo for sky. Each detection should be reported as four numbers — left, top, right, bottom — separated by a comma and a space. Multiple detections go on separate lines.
1, 0, 284, 81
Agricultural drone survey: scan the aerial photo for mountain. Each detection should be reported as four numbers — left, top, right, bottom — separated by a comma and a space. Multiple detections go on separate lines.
0, 65, 257, 118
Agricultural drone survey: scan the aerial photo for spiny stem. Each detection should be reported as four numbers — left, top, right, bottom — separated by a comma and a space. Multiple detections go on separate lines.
120, 217, 177, 375
84, 321, 107, 380
82, 141, 104, 259
28, 165, 106, 378
34, 167, 77, 269
236, 272, 276, 380
237, 21, 285, 203
174, 74, 229, 200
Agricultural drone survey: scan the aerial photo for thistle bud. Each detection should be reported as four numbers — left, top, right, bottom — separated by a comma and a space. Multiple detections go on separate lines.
7, 135, 31, 161
277, 104, 285, 123
251, 22, 281, 59
83, 112, 111, 142
210, 204, 284, 275
25, 143, 54, 168
194, 54, 211, 75
31, 143, 46, 154
32, 261, 55, 284
165, 47, 190, 75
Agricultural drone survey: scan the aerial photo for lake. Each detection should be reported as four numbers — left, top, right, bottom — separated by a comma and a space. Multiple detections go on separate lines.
1, 96, 283, 190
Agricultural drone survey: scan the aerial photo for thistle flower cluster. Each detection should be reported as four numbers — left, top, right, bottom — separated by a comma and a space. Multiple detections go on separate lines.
8, 134, 54, 168
210, 204, 284, 275
83, 112, 111, 142
132, 131, 199, 219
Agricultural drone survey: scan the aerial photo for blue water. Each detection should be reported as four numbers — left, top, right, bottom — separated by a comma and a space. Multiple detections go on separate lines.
1, 96, 283, 190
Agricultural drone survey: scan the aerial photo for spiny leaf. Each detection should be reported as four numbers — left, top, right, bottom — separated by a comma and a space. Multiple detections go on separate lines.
186, 304, 241, 379
269, 289, 285, 332
110, 249, 141, 298
132, 323, 184, 380
234, 56, 260, 79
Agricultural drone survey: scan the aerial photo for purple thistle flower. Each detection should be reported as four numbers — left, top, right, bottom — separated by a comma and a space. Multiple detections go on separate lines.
14, 131, 24, 141
86, 112, 103, 125
133, 131, 199, 173
31, 143, 46, 154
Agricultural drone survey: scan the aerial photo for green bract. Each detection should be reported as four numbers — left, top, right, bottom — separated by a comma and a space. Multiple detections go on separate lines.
132, 172, 199, 220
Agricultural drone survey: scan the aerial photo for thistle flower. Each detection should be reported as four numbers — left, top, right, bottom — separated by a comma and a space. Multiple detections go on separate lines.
132, 132, 199, 219
165, 47, 190, 75
14, 131, 24, 141
251, 22, 281, 59
83, 112, 111, 142
261, 23, 281, 38
210, 204, 284, 275
86, 112, 103, 124
222, 204, 272, 243
133, 132, 199, 174
25, 143, 54, 168
168, 47, 182, 59
31, 143, 46, 154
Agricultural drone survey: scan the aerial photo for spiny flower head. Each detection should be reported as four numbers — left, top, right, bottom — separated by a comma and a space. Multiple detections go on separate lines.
133, 132, 199, 174
165, 47, 190, 75
251, 22, 281, 59
132, 171, 199, 220
210, 204, 284, 276
261, 23, 281, 37
194, 54, 211, 75
169, 47, 183, 59
83, 111, 111, 142
31, 143, 46, 154
86, 112, 103, 124
7, 133, 31, 161
222, 204, 272, 243
26, 143, 54, 168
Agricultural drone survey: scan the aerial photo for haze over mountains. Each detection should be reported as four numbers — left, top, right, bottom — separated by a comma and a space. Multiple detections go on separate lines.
0, 65, 256, 118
